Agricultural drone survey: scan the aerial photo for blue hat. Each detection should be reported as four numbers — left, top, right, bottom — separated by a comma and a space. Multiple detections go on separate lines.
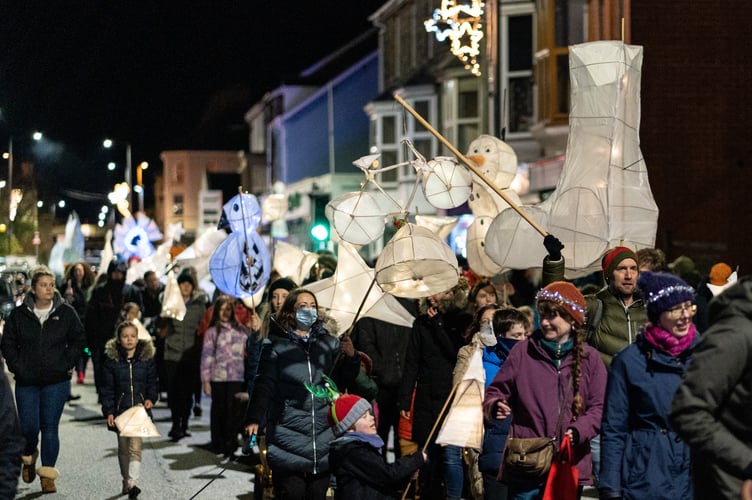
638, 271, 694, 323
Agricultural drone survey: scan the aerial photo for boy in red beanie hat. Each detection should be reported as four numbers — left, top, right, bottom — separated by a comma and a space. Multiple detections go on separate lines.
328, 393, 426, 499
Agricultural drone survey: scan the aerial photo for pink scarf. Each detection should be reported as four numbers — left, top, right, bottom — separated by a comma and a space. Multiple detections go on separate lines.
643, 323, 696, 357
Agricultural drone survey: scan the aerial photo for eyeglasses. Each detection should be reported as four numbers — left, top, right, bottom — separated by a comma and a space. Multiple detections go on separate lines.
664, 302, 697, 319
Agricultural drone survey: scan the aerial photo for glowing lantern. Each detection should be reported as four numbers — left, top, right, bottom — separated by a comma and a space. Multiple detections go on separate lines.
375, 223, 459, 299
325, 191, 386, 245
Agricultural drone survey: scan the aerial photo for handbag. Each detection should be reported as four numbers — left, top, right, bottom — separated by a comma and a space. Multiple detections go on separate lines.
502, 398, 565, 481
503, 436, 556, 479
542, 435, 579, 500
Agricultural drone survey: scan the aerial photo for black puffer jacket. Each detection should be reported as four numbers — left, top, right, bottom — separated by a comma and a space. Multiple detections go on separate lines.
1, 292, 85, 386
329, 436, 424, 499
100, 337, 159, 417
246, 322, 359, 474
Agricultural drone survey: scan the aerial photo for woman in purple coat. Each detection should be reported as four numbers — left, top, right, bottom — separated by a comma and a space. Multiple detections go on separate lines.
484, 281, 607, 500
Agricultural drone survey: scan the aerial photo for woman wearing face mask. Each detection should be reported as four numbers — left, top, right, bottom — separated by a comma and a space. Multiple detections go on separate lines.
244, 289, 360, 500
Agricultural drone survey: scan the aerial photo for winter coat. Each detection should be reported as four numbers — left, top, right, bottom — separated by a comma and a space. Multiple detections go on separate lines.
599, 334, 694, 500
245, 322, 360, 474
398, 309, 471, 444
329, 435, 424, 499
543, 257, 647, 366
351, 316, 411, 389
483, 332, 607, 486
200, 321, 251, 383
100, 337, 158, 418
163, 291, 208, 363
1, 292, 85, 386
0, 368, 23, 499
670, 277, 752, 500
85, 280, 142, 349
478, 339, 515, 476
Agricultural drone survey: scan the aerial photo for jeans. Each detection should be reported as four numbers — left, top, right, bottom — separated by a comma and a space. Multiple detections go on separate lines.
443, 444, 464, 498
590, 433, 601, 486
15, 380, 70, 466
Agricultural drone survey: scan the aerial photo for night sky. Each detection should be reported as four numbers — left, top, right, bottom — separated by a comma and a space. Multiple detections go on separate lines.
0, 1, 388, 221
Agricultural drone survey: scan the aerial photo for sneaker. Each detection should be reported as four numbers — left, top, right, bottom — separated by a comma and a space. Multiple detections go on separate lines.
193, 405, 202, 417
67, 393, 81, 402
77, 372, 85, 384
128, 485, 141, 498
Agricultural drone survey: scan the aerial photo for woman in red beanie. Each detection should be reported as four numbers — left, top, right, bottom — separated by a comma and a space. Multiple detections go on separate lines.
483, 281, 607, 500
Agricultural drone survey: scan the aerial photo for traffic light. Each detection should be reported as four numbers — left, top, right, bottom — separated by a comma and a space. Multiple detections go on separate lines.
310, 194, 330, 249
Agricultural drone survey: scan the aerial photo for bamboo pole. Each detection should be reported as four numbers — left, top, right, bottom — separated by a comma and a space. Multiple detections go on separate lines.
393, 94, 547, 237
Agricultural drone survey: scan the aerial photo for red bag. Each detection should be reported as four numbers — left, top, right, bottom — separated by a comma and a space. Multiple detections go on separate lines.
542, 435, 579, 500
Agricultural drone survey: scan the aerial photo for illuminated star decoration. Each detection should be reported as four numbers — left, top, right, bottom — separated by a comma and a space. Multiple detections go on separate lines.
425, 0, 485, 76
113, 213, 164, 261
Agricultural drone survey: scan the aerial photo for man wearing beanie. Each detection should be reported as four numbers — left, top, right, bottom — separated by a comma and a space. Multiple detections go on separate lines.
543, 237, 648, 367
328, 394, 426, 499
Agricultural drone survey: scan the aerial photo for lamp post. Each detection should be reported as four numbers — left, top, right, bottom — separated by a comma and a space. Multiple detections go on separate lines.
136, 161, 148, 213
104, 139, 133, 212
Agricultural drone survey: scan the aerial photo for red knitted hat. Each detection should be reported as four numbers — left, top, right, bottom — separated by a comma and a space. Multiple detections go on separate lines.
601, 247, 638, 281
328, 394, 372, 437
535, 281, 587, 326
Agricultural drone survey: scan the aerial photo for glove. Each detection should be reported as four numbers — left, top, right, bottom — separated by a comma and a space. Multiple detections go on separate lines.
544, 234, 564, 261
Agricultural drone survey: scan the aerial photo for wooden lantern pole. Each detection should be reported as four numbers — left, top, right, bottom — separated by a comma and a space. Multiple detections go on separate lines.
394, 94, 547, 237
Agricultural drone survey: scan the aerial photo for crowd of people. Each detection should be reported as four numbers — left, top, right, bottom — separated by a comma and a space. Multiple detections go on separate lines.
0, 241, 749, 500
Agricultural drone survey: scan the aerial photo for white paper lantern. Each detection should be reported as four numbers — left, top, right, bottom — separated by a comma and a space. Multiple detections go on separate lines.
326, 191, 386, 245
375, 223, 459, 298
262, 193, 288, 222
422, 156, 472, 209
414, 214, 459, 240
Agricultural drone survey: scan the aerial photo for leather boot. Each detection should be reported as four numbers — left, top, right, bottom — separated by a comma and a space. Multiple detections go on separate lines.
21, 450, 39, 484
38, 466, 59, 494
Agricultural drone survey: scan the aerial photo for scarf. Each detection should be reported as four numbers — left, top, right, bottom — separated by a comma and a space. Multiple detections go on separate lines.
540, 337, 574, 368
344, 431, 385, 451
642, 323, 696, 357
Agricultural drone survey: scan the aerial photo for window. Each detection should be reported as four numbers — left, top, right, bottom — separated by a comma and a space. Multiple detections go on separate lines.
501, 5, 535, 136
366, 90, 438, 186
443, 76, 481, 153
172, 194, 184, 216
535, 0, 629, 126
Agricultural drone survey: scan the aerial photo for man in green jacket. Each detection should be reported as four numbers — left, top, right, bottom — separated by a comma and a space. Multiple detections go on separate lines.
543, 237, 648, 366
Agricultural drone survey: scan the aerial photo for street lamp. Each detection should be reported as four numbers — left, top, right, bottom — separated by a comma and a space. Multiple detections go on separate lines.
136, 161, 148, 212
103, 138, 132, 210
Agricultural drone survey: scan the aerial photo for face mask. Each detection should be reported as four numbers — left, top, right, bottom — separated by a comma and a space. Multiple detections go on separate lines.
478, 324, 497, 347
295, 307, 318, 330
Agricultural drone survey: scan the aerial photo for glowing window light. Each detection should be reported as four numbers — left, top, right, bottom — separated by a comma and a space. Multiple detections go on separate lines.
425, 0, 485, 76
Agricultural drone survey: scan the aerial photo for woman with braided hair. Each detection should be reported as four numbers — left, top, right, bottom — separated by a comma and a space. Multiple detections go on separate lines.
483, 281, 607, 500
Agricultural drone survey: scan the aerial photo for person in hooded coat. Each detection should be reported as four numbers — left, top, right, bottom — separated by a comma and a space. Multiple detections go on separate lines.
85, 259, 143, 397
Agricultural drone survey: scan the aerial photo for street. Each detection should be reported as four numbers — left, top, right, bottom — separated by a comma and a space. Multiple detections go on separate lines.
8, 368, 259, 500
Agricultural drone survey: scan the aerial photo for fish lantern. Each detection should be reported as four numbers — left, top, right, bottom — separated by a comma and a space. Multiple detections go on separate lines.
218, 193, 262, 233
421, 156, 472, 209
209, 230, 271, 298
375, 223, 460, 299
326, 191, 387, 245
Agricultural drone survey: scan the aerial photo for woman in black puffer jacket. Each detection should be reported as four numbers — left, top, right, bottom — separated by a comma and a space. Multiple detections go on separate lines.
245, 288, 360, 500
1, 265, 85, 494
